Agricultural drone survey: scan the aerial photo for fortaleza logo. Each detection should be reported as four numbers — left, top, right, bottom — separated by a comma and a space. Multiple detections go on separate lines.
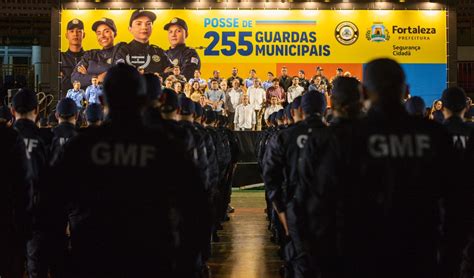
366, 23, 390, 42
392, 25, 437, 41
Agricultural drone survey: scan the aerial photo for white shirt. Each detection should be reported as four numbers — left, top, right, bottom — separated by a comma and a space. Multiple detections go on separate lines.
287, 85, 304, 103
264, 105, 283, 121
234, 103, 256, 130
225, 88, 243, 113
247, 86, 266, 110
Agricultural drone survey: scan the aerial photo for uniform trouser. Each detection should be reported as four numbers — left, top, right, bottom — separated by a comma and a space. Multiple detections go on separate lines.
0, 235, 24, 278
461, 239, 474, 278
27, 230, 68, 278
255, 108, 265, 131
228, 112, 235, 130
283, 240, 314, 278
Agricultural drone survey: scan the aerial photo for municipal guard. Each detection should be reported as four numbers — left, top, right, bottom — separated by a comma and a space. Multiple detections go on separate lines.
71, 18, 120, 88
164, 17, 201, 80
11, 89, 51, 278
298, 58, 457, 278
439, 86, 473, 278
60, 19, 85, 95
263, 91, 328, 278
113, 10, 173, 77
85, 103, 104, 127
46, 63, 207, 277
0, 111, 30, 278
49, 98, 79, 165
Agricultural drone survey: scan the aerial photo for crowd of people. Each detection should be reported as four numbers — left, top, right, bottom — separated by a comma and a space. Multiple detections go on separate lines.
0, 57, 473, 278
0, 63, 240, 278
256, 58, 474, 278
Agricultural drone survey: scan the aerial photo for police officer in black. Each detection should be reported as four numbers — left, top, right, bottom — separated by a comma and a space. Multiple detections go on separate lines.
192, 102, 220, 271
327, 76, 364, 127
49, 98, 79, 165
61, 19, 86, 95
0, 109, 30, 278
85, 103, 104, 127
11, 89, 51, 278
114, 10, 173, 77
263, 91, 327, 278
46, 63, 207, 277
298, 58, 457, 278
72, 18, 120, 88
438, 86, 473, 278
164, 17, 201, 81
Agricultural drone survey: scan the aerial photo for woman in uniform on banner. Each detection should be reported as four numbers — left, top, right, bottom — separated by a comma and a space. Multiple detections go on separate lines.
113, 10, 173, 77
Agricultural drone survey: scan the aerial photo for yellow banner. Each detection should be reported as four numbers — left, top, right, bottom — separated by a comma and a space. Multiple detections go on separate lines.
61, 9, 446, 65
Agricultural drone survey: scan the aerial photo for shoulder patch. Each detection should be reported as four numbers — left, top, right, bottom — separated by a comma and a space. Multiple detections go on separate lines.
191, 57, 199, 65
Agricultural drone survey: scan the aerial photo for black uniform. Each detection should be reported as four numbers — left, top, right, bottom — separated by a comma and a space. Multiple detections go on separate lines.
226, 75, 244, 88
113, 40, 173, 76
46, 117, 208, 277
279, 75, 293, 92
49, 122, 78, 165
263, 116, 326, 277
298, 78, 310, 91
180, 121, 210, 189
440, 115, 473, 277
0, 126, 30, 278
13, 119, 50, 278
298, 105, 456, 278
60, 49, 85, 94
194, 122, 219, 260
71, 46, 117, 89
166, 44, 201, 80
263, 115, 325, 214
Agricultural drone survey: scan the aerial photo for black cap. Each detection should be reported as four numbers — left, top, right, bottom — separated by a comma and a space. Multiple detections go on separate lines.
301, 90, 327, 115
337, 67, 343, 72
204, 109, 217, 123
270, 112, 278, 125
56, 98, 78, 117
92, 18, 117, 35
405, 96, 426, 116
442, 86, 467, 113
316, 66, 324, 71
291, 96, 302, 110
179, 97, 195, 115
331, 77, 361, 107
67, 18, 84, 30
164, 17, 188, 34
0, 106, 12, 122
194, 102, 203, 118
12, 88, 38, 112
86, 103, 104, 122
103, 63, 146, 111
143, 73, 162, 101
276, 109, 285, 121
159, 88, 178, 113
129, 10, 157, 27
285, 104, 293, 120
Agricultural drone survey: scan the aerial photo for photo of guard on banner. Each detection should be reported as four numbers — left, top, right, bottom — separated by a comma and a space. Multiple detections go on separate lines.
113, 10, 173, 77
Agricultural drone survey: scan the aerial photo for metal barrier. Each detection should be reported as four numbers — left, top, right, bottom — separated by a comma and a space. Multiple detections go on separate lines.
0, 64, 35, 89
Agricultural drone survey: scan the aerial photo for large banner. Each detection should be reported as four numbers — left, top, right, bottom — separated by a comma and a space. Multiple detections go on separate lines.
61, 9, 446, 104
